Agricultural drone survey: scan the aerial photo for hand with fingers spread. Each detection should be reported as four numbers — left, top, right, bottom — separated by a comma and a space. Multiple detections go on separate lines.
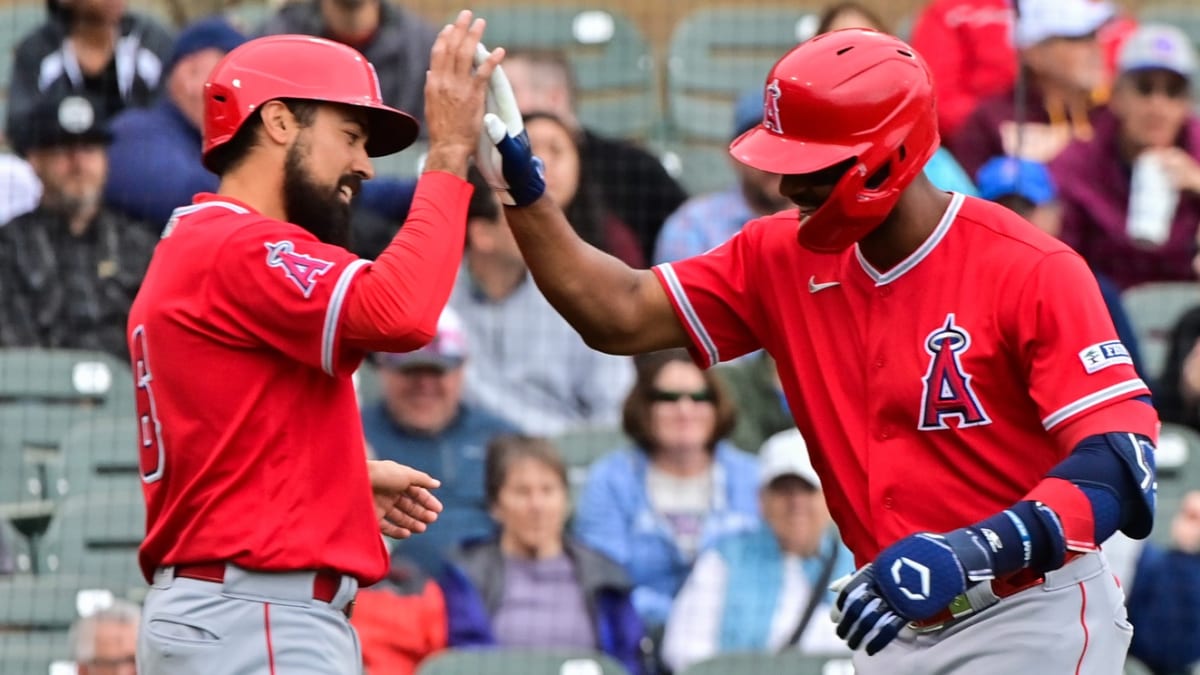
422, 10, 506, 176
368, 459, 445, 539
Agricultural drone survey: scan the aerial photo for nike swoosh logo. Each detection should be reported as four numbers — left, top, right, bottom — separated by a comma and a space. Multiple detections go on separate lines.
808, 276, 840, 293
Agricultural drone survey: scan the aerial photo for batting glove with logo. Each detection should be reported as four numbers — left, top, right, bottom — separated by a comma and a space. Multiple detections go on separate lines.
473, 42, 545, 207
832, 528, 996, 654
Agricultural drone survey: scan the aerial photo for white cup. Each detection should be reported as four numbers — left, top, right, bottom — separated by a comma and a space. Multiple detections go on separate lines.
1127, 151, 1180, 247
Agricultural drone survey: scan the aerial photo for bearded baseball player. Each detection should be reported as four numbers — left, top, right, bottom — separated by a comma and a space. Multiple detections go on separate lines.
127, 11, 504, 674
477, 28, 1157, 673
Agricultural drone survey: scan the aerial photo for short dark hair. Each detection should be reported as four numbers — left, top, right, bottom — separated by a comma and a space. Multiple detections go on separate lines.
484, 434, 569, 507
466, 165, 501, 223
622, 349, 737, 456
815, 2, 888, 36
206, 98, 319, 176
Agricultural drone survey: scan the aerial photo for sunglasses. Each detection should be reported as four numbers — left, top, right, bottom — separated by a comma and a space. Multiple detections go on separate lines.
649, 389, 714, 403
1131, 74, 1190, 100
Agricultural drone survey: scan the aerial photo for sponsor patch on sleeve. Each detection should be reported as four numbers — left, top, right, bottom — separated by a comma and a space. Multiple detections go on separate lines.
1078, 340, 1133, 374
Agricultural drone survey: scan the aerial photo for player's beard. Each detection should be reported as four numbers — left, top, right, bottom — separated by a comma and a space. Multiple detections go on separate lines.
283, 139, 356, 249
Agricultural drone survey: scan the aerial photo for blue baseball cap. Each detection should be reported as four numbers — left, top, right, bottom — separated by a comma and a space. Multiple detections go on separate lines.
732, 90, 763, 139
167, 16, 246, 73
975, 156, 1057, 206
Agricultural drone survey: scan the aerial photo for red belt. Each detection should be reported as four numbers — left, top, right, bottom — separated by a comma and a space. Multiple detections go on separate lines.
172, 563, 352, 617
913, 569, 1045, 629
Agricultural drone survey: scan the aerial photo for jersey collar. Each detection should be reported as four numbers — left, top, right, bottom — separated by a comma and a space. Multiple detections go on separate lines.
853, 191, 965, 286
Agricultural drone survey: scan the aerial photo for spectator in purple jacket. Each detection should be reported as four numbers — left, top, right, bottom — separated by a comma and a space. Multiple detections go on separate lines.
1048, 24, 1200, 289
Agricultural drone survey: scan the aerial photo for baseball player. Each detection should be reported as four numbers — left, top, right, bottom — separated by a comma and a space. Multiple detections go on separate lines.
477, 29, 1157, 673
128, 11, 503, 674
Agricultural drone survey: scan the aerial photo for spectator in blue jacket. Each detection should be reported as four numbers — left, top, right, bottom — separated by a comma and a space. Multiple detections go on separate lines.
574, 350, 760, 629
362, 305, 518, 576
439, 435, 646, 674
104, 16, 245, 229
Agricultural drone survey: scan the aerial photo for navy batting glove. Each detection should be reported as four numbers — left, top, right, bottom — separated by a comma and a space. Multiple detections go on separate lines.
831, 564, 907, 655
490, 123, 546, 207
871, 532, 974, 621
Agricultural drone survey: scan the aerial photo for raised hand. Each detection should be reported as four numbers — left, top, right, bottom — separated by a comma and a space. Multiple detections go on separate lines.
423, 10, 505, 173
473, 41, 546, 207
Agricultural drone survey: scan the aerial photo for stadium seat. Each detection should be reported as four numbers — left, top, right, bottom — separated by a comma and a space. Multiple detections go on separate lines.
0, 348, 136, 413
57, 415, 141, 501
417, 648, 631, 675
38, 493, 145, 593
0, 630, 70, 675
354, 361, 383, 413
1119, 282, 1200, 385
655, 143, 736, 199
465, 6, 658, 139
679, 651, 855, 675
0, 3, 48, 91
666, 6, 817, 143
554, 426, 628, 499
0, 573, 121, 629
373, 139, 428, 179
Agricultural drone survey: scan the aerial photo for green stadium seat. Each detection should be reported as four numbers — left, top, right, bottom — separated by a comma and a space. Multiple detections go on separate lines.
554, 426, 627, 498
57, 415, 142, 501
0, 573, 122, 629
0, 630, 70, 675
468, 6, 658, 139
39, 493, 145, 593
666, 7, 818, 143
417, 648, 631, 675
679, 651, 854, 675
355, 361, 383, 414
0, 4, 48, 90
1119, 282, 1200, 384
373, 139, 428, 179
0, 348, 136, 413
656, 143, 736, 198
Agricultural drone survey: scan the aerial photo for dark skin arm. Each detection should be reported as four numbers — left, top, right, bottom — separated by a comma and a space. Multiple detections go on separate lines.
503, 197, 689, 355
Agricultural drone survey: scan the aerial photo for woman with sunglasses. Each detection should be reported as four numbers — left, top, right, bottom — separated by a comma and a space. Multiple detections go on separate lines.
573, 350, 760, 635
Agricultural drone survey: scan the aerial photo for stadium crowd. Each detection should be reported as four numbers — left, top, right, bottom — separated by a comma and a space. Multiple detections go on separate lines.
1, 0, 1200, 674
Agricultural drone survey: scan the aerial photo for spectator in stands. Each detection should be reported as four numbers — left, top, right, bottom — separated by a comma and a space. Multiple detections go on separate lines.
258, 0, 437, 130
104, 16, 246, 229
950, 0, 1116, 178
69, 599, 139, 675
1155, 307, 1200, 428
5, 0, 173, 142
439, 434, 646, 674
362, 305, 518, 575
352, 554, 448, 675
1102, 490, 1200, 674
714, 351, 793, 455
449, 171, 634, 436
1049, 24, 1200, 290
0, 92, 156, 360
574, 350, 759, 630
501, 48, 688, 262
0, 153, 42, 226
814, 0, 885, 35
525, 112, 644, 267
975, 155, 1062, 236
975, 154, 1146, 379
652, 92, 791, 265
910, 0, 1017, 139
661, 429, 853, 671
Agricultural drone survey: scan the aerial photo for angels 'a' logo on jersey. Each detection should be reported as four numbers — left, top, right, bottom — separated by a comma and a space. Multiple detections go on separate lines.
919, 313, 991, 431
763, 79, 784, 134
264, 241, 335, 298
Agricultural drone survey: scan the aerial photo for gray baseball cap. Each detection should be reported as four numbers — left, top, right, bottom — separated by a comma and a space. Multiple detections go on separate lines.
1118, 24, 1196, 80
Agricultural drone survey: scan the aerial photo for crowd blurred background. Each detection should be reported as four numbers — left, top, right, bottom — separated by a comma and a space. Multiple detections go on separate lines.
1, 0, 1200, 673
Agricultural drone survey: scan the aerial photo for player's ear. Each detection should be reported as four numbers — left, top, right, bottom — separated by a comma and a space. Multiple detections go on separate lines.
259, 100, 298, 146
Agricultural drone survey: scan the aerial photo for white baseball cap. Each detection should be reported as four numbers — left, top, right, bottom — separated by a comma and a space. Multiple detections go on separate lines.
1118, 24, 1197, 80
758, 428, 821, 490
1013, 0, 1115, 49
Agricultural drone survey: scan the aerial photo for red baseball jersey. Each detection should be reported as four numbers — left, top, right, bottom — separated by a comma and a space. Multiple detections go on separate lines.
653, 193, 1153, 565
127, 194, 386, 584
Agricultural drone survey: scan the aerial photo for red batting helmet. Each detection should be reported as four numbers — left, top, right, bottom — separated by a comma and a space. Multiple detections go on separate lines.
201, 35, 419, 172
730, 29, 939, 253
